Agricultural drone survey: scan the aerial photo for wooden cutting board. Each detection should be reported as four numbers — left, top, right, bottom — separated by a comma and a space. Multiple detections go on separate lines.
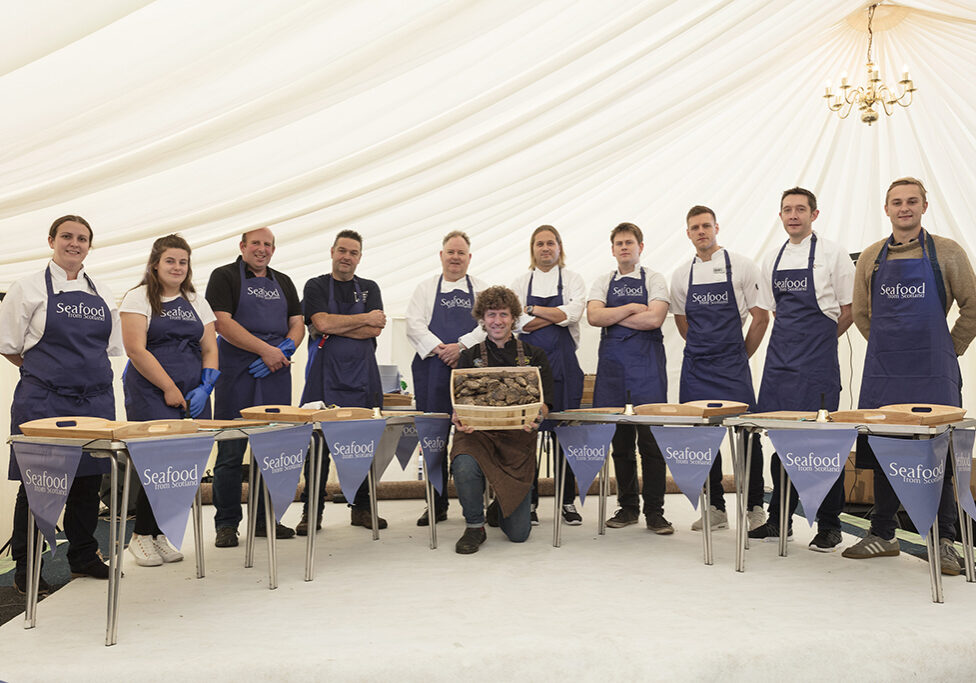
194, 419, 274, 429
240, 405, 377, 422
877, 403, 967, 425
635, 401, 749, 417
19, 417, 198, 440
741, 411, 818, 421
564, 407, 623, 415
829, 409, 913, 425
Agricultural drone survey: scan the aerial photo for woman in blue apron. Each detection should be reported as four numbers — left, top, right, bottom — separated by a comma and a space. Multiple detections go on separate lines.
855, 230, 960, 550
755, 235, 842, 537
120, 234, 219, 567
592, 266, 669, 527
411, 274, 475, 522
520, 268, 585, 519
680, 250, 762, 525
3, 215, 118, 591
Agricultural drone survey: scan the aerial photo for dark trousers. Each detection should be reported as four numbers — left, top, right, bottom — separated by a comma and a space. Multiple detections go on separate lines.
12, 475, 101, 572
299, 449, 371, 515
212, 438, 267, 530
431, 462, 450, 514
531, 442, 578, 507
766, 452, 845, 532
134, 486, 162, 537
707, 434, 765, 512
611, 424, 666, 515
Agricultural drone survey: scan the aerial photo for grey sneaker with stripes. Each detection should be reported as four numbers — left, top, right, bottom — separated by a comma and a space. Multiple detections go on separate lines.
841, 533, 900, 559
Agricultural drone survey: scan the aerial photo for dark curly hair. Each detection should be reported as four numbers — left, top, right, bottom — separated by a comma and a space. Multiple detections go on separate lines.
472, 285, 522, 322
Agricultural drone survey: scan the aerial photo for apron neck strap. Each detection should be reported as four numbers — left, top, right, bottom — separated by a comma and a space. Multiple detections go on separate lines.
479, 337, 527, 365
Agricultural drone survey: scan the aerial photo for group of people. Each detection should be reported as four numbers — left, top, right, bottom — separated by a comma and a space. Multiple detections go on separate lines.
2, 176, 972, 578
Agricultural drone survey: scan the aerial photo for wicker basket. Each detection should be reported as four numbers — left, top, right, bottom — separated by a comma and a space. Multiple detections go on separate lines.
451, 366, 543, 430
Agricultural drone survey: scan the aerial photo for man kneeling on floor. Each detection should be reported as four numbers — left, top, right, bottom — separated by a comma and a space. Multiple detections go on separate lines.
451, 285, 554, 554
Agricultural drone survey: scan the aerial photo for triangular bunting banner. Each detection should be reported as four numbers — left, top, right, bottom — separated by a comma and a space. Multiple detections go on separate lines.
126, 434, 216, 549
321, 419, 387, 506
767, 428, 857, 526
249, 424, 314, 523
394, 422, 419, 470
651, 426, 726, 509
869, 432, 950, 540
554, 423, 615, 506
414, 416, 452, 496
950, 429, 976, 520
14, 442, 83, 558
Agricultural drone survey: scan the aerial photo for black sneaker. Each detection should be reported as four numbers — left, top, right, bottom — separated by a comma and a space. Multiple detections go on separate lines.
561, 504, 583, 526
416, 508, 448, 527
255, 522, 296, 539
645, 512, 674, 535
215, 527, 239, 548
295, 512, 322, 536
70, 557, 111, 580
455, 527, 487, 554
530, 506, 539, 526
485, 499, 501, 528
809, 528, 843, 553
748, 522, 793, 542
14, 572, 51, 596
606, 507, 640, 528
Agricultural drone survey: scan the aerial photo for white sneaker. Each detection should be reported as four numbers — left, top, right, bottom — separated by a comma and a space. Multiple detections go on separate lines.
691, 506, 729, 531
152, 535, 184, 563
747, 506, 767, 531
128, 533, 163, 566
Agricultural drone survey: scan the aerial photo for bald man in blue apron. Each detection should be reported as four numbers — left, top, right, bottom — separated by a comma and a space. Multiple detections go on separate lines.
844, 177, 976, 575
205, 228, 305, 547
752, 187, 855, 552
671, 205, 769, 532
299, 229, 387, 532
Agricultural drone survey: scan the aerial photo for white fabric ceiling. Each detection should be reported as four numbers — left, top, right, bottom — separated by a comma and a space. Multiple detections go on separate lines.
1, 0, 975, 315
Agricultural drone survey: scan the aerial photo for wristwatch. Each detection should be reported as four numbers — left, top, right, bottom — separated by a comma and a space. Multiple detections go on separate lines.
526, 305, 535, 316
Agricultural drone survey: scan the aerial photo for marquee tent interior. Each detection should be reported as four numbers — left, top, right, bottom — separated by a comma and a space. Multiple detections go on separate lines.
1, 2, 976, 677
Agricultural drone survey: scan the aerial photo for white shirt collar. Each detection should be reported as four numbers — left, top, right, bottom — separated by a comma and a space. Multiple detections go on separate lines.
614, 261, 642, 279
693, 247, 725, 264
48, 260, 87, 285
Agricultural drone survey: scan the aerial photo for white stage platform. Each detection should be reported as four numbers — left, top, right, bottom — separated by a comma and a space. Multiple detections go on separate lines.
3, 496, 976, 681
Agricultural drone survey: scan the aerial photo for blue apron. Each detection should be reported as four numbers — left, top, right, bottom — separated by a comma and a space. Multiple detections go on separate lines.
592, 267, 667, 407
300, 276, 382, 408
214, 260, 291, 419
9, 267, 114, 480
123, 296, 209, 420
410, 275, 475, 414
757, 235, 840, 412
858, 231, 960, 408
519, 268, 584, 413
679, 251, 756, 409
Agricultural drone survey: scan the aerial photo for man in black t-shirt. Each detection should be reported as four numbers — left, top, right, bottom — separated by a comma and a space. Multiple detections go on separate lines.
299, 229, 387, 532
205, 227, 304, 547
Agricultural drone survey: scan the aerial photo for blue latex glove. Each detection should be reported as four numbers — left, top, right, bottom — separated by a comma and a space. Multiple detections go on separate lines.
185, 368, 221, 418
248, 339, 296, 378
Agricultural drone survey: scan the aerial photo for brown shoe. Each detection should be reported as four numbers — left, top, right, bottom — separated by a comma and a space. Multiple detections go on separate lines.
350, 507, 388, 530
295, 512, 322, 536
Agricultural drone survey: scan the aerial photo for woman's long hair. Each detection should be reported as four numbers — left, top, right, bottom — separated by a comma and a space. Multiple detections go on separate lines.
133, 234, 195, 317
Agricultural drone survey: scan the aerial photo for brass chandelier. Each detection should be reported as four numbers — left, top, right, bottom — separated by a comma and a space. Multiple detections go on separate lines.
824, 3, 916, 125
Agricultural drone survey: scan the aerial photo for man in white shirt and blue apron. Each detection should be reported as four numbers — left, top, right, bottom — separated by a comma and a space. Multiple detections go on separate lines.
671, 206, 769, 532
844, 177, 976, 575
752, 187, 855, 552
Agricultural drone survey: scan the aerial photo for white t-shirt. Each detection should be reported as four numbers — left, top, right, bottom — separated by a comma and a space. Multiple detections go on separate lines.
757, 231, 855, 322
404, 273, 488, 358
511, 266, 587, 348
120, 285, 217, 333
669, 248, 762, 326
587, 262, 670, 305
0, 261, 124, 357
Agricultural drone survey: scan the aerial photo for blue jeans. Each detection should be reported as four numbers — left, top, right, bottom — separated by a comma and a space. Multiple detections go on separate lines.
213, 438, 267, 529
451, 453, 531, 542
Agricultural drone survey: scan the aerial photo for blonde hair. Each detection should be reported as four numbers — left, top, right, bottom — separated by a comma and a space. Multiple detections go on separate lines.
886, 177, 927, 203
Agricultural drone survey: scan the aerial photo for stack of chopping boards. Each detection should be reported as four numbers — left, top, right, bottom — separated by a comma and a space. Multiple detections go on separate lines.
634, 400, 749, 417
240, 405, 376, 422
18, 417, 199, 440
830, 403, 966, 425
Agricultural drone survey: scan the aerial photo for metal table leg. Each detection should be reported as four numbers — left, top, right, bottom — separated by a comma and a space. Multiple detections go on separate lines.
948, 433, 975, 582
927, 516, 944, 603
107, 455, 131, 646
553, 434, 565, 548
263, 481, 277, 590
743, 431, 754, 553
306, 431, 324, 582
24, 510, 41, 629
193, 487, 205, 579
368, 466, 379, 541
423, 457, 437, 550
779, 466, 790, 558
702, 483, 713, 566
244, 458, 257, 568
598, 456, 609, 536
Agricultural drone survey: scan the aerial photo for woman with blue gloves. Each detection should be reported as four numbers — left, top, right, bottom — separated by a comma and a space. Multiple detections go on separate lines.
120, 234, 219, 567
